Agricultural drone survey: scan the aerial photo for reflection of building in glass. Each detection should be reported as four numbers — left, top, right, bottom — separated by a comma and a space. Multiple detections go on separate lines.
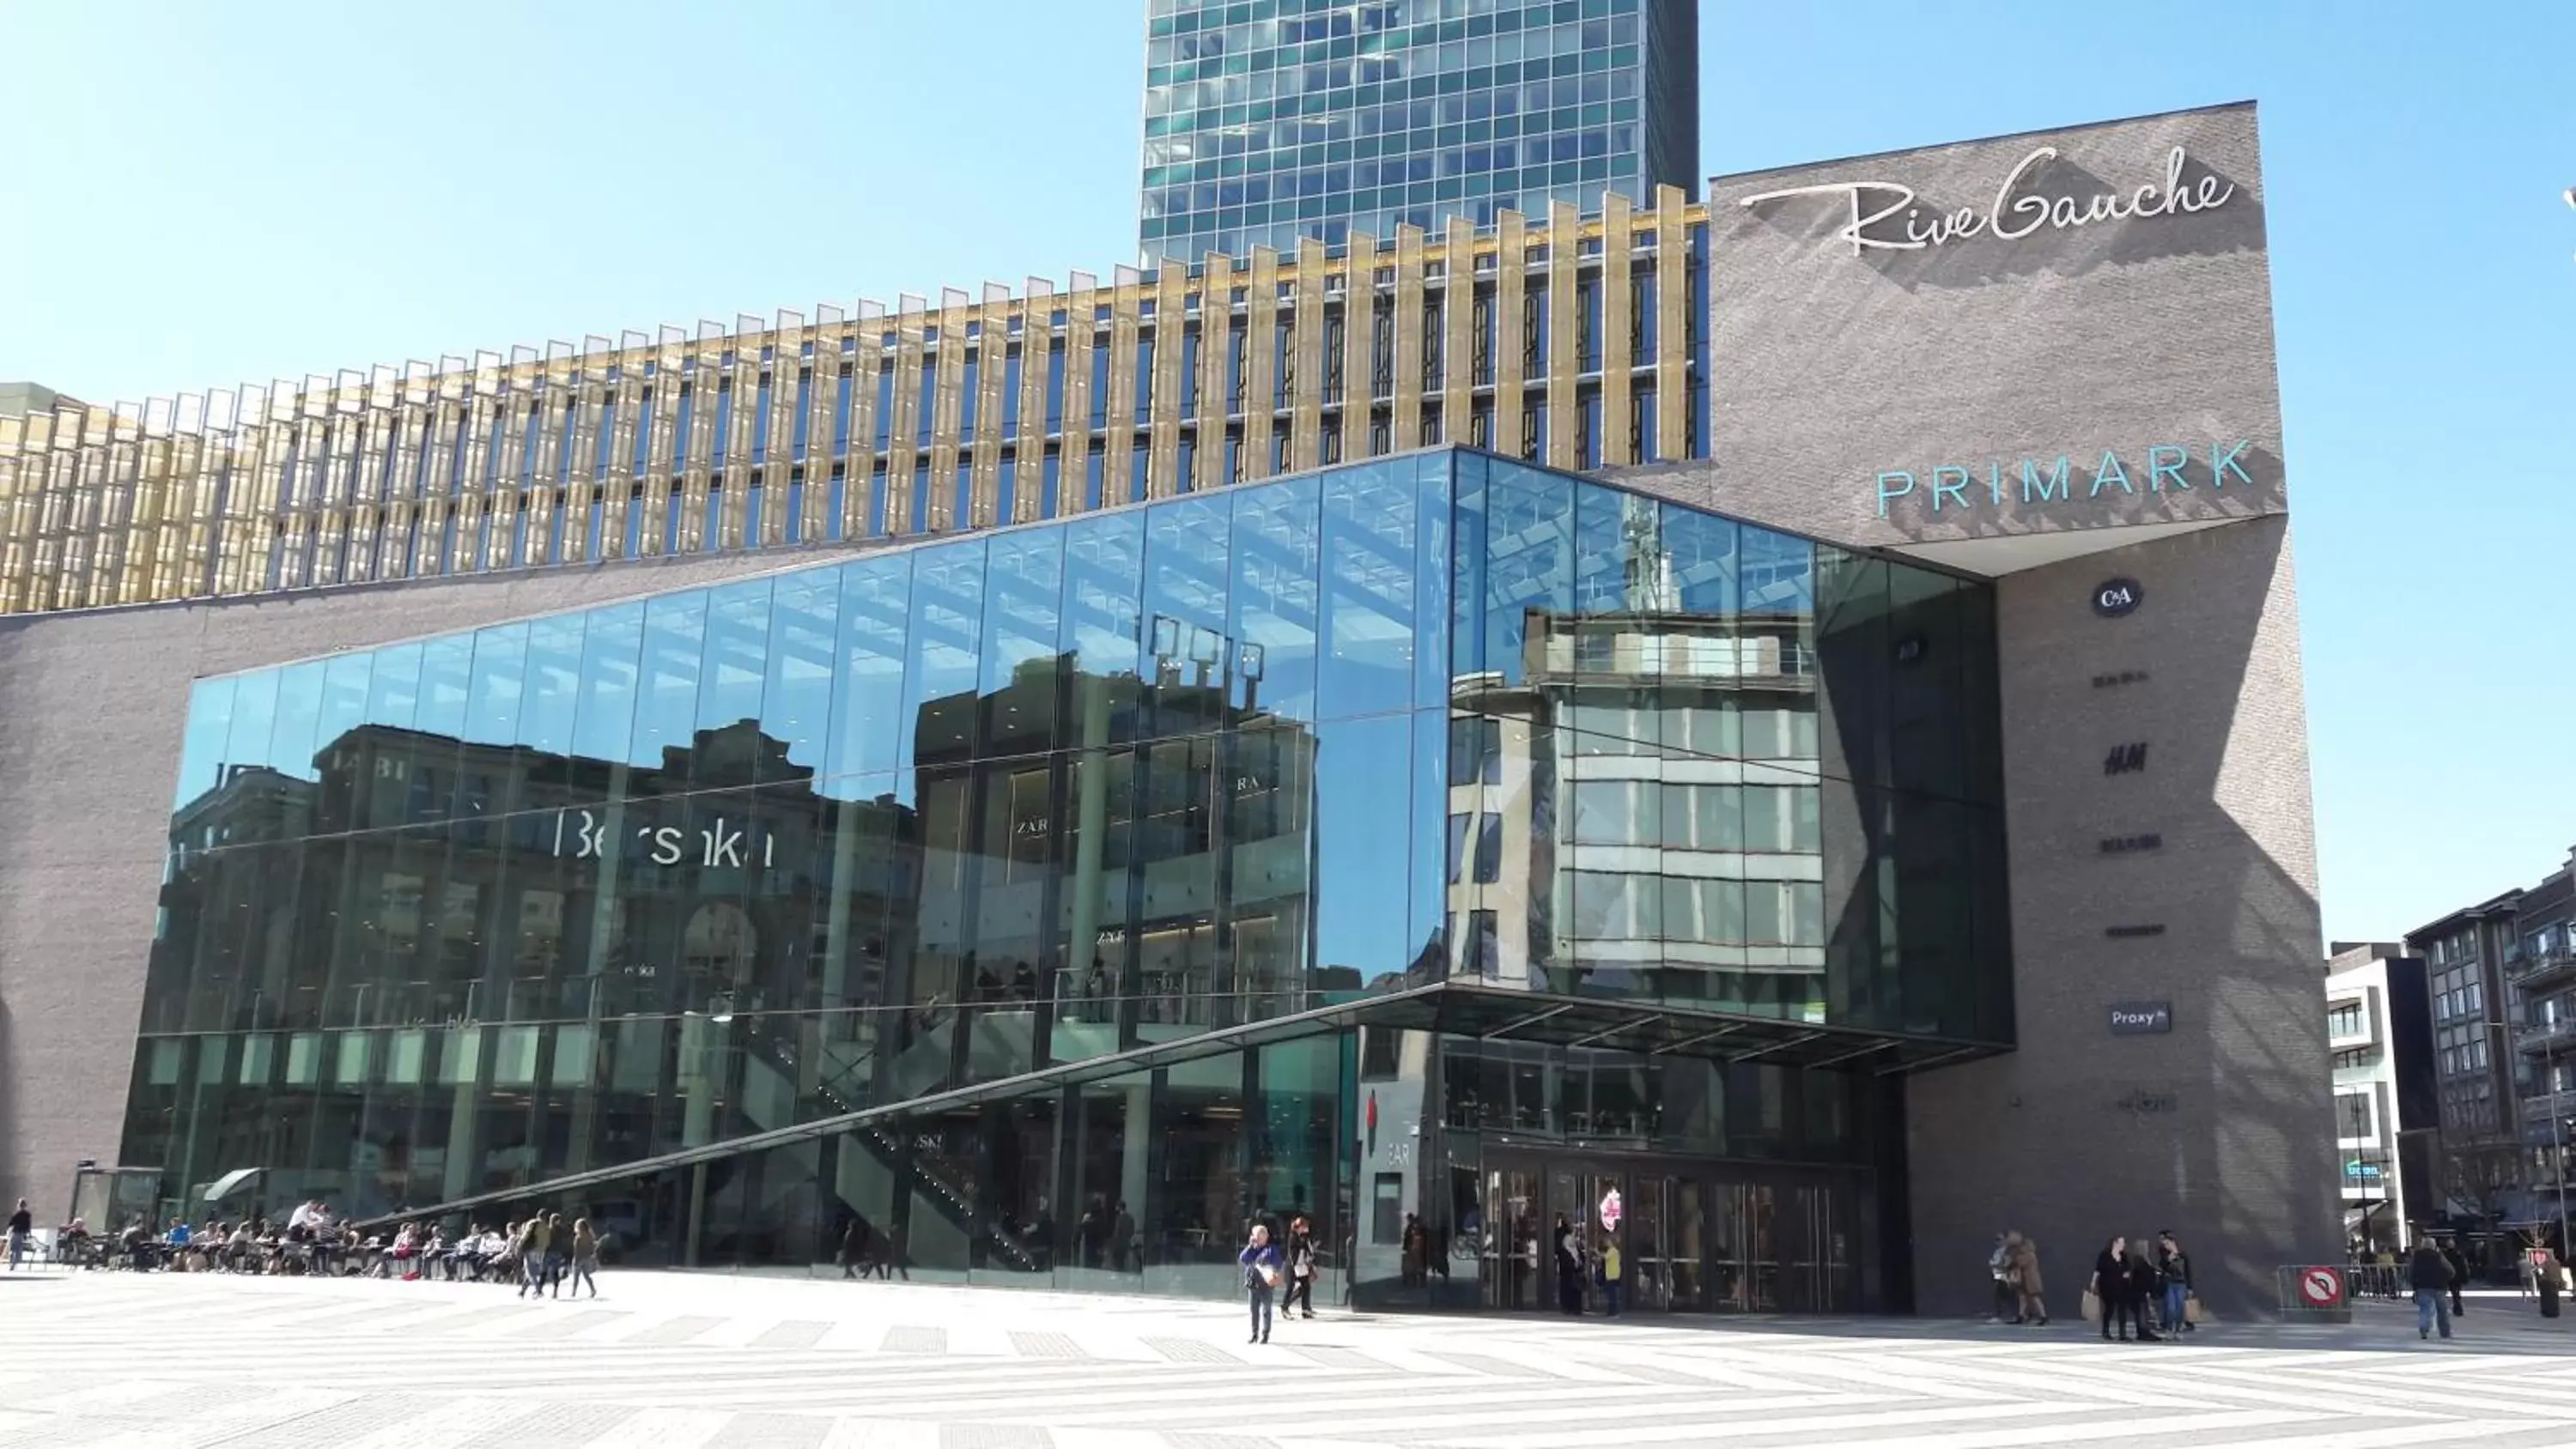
119, 446, 2014, 1309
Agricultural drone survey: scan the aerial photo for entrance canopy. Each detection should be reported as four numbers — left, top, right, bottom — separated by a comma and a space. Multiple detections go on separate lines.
1361, 981, 2008, 1076
358, 979, 2007, 1231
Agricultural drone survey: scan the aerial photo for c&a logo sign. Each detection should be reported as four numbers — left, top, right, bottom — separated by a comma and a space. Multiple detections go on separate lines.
2092, 579, 2143, 619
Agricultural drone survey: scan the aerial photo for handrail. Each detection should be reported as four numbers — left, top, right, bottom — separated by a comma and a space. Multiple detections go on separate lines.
353, 981, 1446, 1230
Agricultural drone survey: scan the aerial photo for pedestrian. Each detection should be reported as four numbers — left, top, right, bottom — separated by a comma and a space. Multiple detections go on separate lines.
516, 1215, 552, 1299
1552, 1213, 1584, 1315
567, 1218, 600, 1298
1238, 1222, 1283, 1344
2123, 1242, 2164, 1340
1600, 1234, 1624, 1317
543, 1212, 570, 1296
839, 1217, 868, 1280
5, 1198, 29, 1271
1078, 1196, 1107, 1270
1400, 1213, 1428, 1288
1280, 1215, 1318, 1322
2092, 1235, 2136, 1341
1989, 1233, 2018, 1322
2439, 1239, 2469, 1319
1111, 1199, 1136, 1274
2156, 1230, 2195, 1333
2537, 1246, 2564, 1319
2008, 1234, 2048, 1325
2409, 1238, 2454, 1340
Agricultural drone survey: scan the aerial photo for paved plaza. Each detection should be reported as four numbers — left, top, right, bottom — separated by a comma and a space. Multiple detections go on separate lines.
5, 1271, 2576, 1448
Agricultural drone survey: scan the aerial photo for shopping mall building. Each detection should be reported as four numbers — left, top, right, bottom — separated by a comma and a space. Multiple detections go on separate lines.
0, 80, 2336, 1314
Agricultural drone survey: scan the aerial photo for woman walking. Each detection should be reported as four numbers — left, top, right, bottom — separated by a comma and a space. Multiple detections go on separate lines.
2093, 1235, 2139, 1341
566, 1218, 601, 1299
2155, 1231, 2194, 1333
2008, 1234, 2047, 1325
2123, 1241, 2164, 1341
1238, 1222, 1283, 1344
1279, 1216, 1319, 1322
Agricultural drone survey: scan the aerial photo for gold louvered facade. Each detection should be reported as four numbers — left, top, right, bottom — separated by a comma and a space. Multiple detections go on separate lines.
0, 190, 1706, 616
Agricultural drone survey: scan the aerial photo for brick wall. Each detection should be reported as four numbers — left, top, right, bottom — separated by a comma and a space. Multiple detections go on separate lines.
0, 547, 821, 1220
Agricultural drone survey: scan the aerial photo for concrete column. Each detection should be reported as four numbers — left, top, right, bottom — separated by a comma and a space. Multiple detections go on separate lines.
1064, 676, 1113, 993
822, 803, 861, 1040
679, 1013, 715, 1270
440, 1027, 483, 1203
1121, 1079, 1152, 1265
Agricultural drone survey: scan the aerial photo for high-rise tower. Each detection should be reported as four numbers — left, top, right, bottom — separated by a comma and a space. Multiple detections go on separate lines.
1139, 0, 1699, 264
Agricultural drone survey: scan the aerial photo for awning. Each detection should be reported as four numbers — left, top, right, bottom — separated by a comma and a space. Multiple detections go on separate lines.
203, 1167, 262, 1203
355, 978, 2008, 1229
1362, 979, 2008, 1075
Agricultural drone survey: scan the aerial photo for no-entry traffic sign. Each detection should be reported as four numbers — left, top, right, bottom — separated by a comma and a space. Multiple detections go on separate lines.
2296, 1265, 2345, 1308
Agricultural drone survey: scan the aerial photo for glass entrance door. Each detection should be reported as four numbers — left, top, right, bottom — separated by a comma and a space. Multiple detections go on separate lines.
1784, 1180, 1855, 1313
1478, 1163, 1545, 1311
1464, 1155, 1852, 1316
1708, 1180, 1778, 1312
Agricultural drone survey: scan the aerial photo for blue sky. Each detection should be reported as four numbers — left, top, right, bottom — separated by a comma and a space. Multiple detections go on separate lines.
2, 1, 2569, 943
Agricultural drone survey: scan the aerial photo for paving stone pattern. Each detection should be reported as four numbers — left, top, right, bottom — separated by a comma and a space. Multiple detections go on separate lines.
3, 1273, 2575, 1447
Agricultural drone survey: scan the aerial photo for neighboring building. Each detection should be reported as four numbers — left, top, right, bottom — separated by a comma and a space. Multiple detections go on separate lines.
2324, 943, 2436, 1252
2403, 851, 2576, 1252
2506, 858, 2576, 1247
1139, 0, 1701, 264
0, 99, 2335, 1319
2408, 893, 2518, 1225
0, 381, 75, 418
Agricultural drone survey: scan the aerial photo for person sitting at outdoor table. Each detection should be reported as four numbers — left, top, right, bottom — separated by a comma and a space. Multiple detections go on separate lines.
459, 1225, 494, 1282
435, 1226, 472, 1281
118, 1217, 154, 1270
387, 1223, 422, 1277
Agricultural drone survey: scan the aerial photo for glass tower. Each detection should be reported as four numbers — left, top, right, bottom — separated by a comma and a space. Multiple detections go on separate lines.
1139, 0, 1701, 264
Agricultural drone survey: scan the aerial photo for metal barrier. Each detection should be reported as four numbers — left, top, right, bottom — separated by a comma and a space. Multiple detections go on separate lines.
2275, 1264, 2355, 1321
2342, 1263, 2409, 1302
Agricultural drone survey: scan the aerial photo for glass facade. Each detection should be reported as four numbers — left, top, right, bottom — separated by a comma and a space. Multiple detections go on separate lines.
1141, 0, 1700, 264
121, 447, 2007, 1306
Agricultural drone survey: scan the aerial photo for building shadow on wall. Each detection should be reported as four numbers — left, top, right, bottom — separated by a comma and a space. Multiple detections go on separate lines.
1906, 517, 2339, 1324
0, 997, 15, 1215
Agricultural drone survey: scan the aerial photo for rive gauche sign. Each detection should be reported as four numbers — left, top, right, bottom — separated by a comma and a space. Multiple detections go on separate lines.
1741, 144, 2237, 259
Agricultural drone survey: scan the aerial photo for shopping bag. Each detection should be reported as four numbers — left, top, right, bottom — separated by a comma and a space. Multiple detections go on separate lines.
2184, 1295, 2203, 1325
2080, 1288, 2100, 1323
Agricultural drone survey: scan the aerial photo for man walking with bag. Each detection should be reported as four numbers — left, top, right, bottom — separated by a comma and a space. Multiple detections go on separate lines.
1238, 1222, 1284, 1344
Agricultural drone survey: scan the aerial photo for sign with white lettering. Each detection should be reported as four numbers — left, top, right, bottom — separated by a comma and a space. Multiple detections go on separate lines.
2109, 1002, 2173, 1035
1874, 442, 2255, 518
2092, 579, 2144, 619
548, 809, 779, 870
1741, 145, 2237, 260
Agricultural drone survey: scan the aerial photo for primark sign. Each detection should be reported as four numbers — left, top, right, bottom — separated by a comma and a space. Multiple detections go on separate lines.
1873, 440, 2256, 518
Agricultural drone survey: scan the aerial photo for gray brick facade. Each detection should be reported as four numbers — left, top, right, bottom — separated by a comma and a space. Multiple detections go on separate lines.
0, 549, 809, 1220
